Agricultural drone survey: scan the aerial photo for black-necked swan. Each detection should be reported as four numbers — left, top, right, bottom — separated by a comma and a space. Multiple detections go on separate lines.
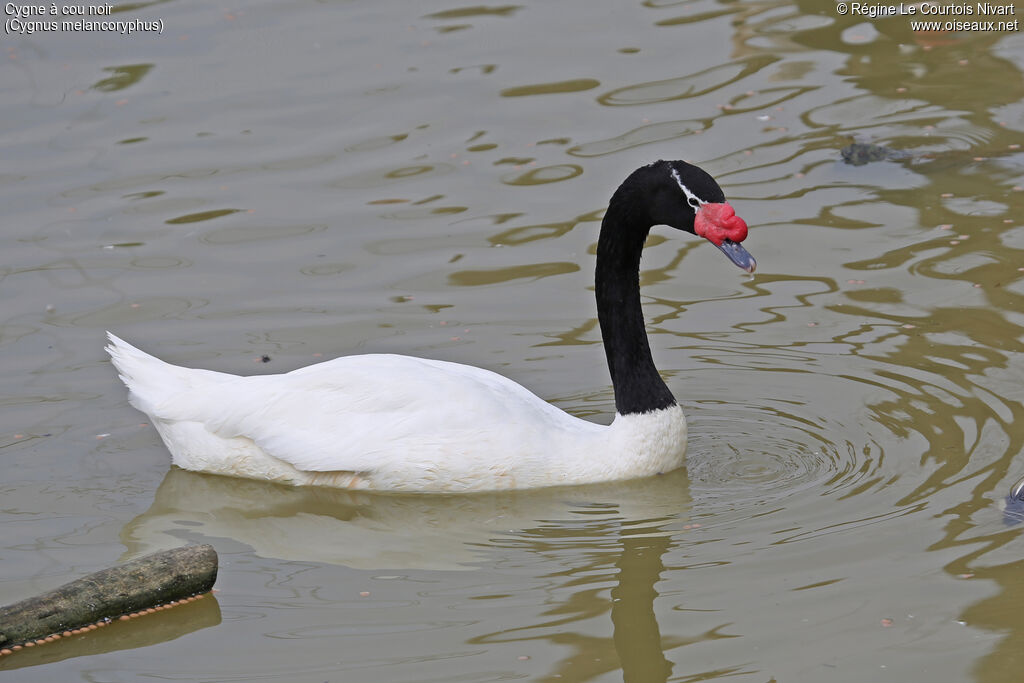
107, 160, 755, 492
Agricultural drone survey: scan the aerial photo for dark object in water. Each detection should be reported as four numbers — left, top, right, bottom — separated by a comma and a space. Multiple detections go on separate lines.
841, 142, 912, 166
1004, 476, 1024, 526
840, 139, 1023, 170
0, 545, 218, 653
1011, 476, 1024, 501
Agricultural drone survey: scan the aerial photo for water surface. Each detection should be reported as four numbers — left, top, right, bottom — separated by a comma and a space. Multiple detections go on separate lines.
2, 1, 1024, 681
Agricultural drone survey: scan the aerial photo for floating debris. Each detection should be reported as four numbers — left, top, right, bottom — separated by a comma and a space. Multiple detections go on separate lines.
841, 142, 912, 166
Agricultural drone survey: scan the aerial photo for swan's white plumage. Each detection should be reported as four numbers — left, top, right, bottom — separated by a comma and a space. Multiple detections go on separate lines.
106, 333, 687, 492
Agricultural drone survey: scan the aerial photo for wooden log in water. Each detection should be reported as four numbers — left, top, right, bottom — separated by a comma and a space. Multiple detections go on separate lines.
0, 544, 217, 651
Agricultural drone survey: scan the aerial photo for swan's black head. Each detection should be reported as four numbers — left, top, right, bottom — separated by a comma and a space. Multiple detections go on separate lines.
641, 160, 756, 273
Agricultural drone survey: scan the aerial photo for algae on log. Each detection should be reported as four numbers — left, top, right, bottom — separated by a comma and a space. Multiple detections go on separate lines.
0, 545, 218, 648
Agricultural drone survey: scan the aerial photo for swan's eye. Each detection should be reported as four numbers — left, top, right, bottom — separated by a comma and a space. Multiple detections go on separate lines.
688, 197, 701, 209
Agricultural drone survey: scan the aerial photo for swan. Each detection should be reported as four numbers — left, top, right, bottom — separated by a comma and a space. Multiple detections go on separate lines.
107, 160, 755, 492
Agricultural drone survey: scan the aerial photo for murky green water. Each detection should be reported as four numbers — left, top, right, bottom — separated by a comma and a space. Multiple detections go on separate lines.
2, 1, 1024, 681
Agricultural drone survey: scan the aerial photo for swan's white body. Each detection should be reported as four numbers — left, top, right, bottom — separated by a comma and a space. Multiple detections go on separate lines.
107, 333, 687, 492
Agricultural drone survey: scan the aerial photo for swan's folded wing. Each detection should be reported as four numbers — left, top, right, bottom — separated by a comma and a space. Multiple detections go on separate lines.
150, 354, 575, 473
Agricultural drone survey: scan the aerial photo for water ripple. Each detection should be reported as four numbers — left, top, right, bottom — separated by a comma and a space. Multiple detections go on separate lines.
597, 55, 778, 106
687, 387, 885, 512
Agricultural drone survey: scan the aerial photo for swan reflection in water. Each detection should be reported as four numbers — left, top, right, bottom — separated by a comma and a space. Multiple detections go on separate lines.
122, 467, 707, 681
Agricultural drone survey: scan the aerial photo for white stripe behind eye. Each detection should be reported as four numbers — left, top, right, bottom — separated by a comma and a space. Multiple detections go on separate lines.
670, 168, 705, 210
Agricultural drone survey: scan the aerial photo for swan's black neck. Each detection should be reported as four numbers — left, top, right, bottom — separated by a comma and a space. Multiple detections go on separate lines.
596, 166, 678, 416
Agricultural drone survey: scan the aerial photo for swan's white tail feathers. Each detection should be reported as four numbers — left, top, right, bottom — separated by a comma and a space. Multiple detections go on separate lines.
105, 332, 236, 415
